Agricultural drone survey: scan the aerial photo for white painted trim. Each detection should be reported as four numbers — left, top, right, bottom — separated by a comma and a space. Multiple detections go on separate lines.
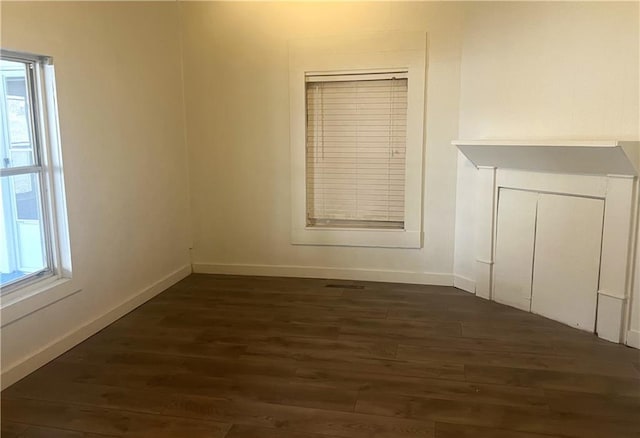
607, 174, 636, 180
597, 289, 627, 300
470, 164, 636, 343
599, 177, 635, 297
453, 139, 634, 148
291, 229, 422, 249
626, 329, 640, 349
596, 293, 626, 343
1, 277, 80, 328
476, 259, 493, 265
474, 261, 492, 300
623, 179, 638, 349
453, 275, 475, 294
193, 263, 452, 286
454, 140, 640, 176
497, 169, 607, 199
474, 167, 497, 300
0, 264, 191, 390
289, 31, 427, 249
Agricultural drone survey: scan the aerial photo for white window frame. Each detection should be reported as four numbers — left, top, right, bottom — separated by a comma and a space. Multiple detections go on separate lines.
289, 32, 427, 248
0, 49, 75, 326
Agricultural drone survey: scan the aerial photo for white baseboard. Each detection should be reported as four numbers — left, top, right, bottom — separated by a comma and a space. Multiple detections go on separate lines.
192, 263, 453, 286
453, 275, 475, 294
626, 329, 640, 349
1, 264, 192, 390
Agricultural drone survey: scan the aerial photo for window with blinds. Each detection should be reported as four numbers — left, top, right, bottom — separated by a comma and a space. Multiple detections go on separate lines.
305, 72, 408, 230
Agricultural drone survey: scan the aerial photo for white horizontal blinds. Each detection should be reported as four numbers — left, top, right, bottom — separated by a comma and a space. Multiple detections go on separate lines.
306, 73, 408, 229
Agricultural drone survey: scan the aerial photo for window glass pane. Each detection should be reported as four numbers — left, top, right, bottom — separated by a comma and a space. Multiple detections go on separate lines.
0, 173, 48, 288
1, 60, 36, 168
14, 173, 40, 220
10, 150, 32, 167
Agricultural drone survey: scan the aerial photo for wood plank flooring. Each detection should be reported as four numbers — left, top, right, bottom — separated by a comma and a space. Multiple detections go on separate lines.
2, 274, 640, 437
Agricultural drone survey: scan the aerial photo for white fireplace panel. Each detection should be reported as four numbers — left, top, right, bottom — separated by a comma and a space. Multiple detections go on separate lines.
454, 139, 638, 344
530, 193, 604, 332
493, 189, 537, 311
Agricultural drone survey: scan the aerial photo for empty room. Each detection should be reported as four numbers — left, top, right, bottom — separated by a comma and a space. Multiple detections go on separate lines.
1, 1, 639, 437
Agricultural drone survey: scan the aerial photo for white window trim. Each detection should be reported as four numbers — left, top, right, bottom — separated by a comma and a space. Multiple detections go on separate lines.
1, 277, 79, 327
0, 50, 75, 326
289, 32, 427, 248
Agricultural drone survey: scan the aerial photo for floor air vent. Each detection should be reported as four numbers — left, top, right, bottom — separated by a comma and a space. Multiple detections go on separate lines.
325, 284, 365, 289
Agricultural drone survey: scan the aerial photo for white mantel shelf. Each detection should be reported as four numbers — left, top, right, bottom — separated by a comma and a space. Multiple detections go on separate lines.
453, 139, 640, 176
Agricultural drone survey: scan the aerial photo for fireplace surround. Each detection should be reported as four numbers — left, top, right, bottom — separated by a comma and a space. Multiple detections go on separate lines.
454, 140, 639, 343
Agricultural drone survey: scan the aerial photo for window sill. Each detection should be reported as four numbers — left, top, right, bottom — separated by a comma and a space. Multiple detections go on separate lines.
292, 228, 422, 248
1, 277, 81, 327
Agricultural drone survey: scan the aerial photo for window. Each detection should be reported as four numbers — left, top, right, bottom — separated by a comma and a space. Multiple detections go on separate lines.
0, 50, 69, 295
290, 32, 427, 248
306, 73, 408, 230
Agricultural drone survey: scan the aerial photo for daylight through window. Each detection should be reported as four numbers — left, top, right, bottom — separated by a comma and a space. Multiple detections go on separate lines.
1, 53, 55, 291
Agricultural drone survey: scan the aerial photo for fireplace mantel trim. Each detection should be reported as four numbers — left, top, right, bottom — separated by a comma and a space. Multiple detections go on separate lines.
454, 139, 640, 177
454, 139, 639, 344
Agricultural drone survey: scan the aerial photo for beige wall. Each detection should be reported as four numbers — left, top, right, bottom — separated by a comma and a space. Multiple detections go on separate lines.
182, 1, 464, 281
459, 2, 639, 140
0, 2, 192, 385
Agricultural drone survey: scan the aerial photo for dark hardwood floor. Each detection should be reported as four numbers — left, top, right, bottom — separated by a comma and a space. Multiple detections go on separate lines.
2, 274, 640, 437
